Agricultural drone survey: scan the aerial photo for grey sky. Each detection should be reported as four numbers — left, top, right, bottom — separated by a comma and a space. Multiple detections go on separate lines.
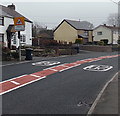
1, 2, 118, 29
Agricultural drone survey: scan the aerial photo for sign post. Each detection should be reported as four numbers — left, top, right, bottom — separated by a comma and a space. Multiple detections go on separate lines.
14, 17, 25, 61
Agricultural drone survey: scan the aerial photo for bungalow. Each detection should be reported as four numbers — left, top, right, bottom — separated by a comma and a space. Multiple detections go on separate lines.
54, 19, 93, 44
0, 4, 32, 49
93, 24, 120, 44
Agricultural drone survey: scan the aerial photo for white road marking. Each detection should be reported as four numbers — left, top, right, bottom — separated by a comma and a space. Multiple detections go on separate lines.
61, 65, 69, 68
10, 81, 20, 85
43, 63, 68, 70
0, 75, 27, 84
59, 67, 72, 72
48, 68, 58, 72
83, 65, 113, 72
32, 61, 60, 66
59, 64, 81, 72
0, 76, 46, 95
30, 74, 41, 78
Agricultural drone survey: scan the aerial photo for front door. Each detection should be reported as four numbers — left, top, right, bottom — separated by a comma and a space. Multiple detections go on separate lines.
7, 32, 12, 49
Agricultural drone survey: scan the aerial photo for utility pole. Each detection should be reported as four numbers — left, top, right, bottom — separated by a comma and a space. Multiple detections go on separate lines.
14, 17, 25, 61
109, 0, 119, 45
18, 31, 21, 61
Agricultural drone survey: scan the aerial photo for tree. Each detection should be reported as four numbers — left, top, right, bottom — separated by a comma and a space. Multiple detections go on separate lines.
106, 13, 118, 26
75, 38, 83, 44
32, 22, 47, 37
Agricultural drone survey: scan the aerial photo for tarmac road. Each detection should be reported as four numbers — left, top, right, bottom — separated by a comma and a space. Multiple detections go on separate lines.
1, 51, 119, 114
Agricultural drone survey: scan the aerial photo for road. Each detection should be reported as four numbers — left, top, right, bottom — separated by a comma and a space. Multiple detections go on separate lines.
1, 51, 119, 114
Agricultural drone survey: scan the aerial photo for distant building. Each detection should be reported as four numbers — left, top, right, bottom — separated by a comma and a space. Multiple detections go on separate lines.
93, 24, 120, 44
32, 32, 53, 46
0, 4, 32, 49
54, 19, 93, 44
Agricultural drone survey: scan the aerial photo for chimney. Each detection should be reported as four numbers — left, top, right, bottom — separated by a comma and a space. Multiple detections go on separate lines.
104, 24, 106, 26
7, 3, 15, 10
113, 25, 116, 27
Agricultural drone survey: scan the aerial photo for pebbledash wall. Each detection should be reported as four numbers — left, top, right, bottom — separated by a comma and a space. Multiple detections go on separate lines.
0, 16, 32, 48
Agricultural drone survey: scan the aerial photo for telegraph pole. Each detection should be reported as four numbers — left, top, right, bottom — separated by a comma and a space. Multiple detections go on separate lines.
14, 17, 25, 61
18, 31, 21, 61
109, 0, 119, 45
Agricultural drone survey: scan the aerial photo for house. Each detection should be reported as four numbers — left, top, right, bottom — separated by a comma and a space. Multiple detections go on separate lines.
54, 19, 93, 44
0, 4, 32, 49
93, 24, 120, 44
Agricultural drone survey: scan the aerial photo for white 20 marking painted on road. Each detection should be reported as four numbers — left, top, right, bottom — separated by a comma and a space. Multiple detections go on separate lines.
83, 65, 113, 72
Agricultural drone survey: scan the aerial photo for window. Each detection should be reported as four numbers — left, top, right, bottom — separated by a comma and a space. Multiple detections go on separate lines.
0, 17, 4, 26
13, 34, 16, 44
20, 34, 26, 43
0, 34, 4, 42
23, 35, 26, 42
84, 31, 88, 36
97, 32, 102, 35
113, 30, 118, 34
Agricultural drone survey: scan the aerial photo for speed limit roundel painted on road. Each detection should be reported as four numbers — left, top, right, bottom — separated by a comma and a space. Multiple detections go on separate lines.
32, 61, 61, 66
83, 65, 113, 71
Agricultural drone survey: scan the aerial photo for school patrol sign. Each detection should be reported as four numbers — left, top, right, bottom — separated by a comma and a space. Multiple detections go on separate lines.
14, 17, 25, 31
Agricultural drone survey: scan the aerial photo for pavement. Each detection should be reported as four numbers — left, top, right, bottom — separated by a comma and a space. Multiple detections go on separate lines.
89, 72, 119, 115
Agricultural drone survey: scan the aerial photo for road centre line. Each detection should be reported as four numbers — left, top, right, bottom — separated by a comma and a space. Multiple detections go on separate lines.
0, 74, 27, 84
59, 64, 81, 72
0, 76, 46, 95
59, 67, 73, 72
30, 74, 41, 78
43, 63, 69, 70
10, 81, 20, 85
60, 65, 69, 68
48, 68, 58, 72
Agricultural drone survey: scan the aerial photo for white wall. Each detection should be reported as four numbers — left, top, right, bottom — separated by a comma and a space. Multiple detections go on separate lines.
93, 26, 112, 44
113, 32, 118, 44
0, 17, 14, 47
0, 16, 32, 48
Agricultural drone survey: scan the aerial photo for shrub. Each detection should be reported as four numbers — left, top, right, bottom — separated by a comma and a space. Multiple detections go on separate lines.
75, 38, 83, 44
2, 47, 11, 61
11, 45, 16, 50
93, 41, 98, 45
117, 39, 120, 44
11, 52, 19, 59
98, 41, 104, 46
100, 39, 108, 45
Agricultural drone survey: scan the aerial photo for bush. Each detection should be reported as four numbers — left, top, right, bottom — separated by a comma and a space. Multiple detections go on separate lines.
117, 39, 120, 44
98, 41, 104, 46
100, 39, 108, 45
11, 45, 16, 50
11, 52, 19, 59
2, 47, 11, 61
86, 42, 93, 45
75, 39, 83, 44
93, 41, 99, 45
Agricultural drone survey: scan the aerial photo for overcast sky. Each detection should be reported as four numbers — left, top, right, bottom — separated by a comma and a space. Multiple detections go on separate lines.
0, 0, 119, 29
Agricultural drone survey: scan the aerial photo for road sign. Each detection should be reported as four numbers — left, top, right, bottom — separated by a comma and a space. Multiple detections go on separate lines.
83, 65, 113, 72
14, 17, 25, 25
14, 17, 25, 31
14, 25, 25, 31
